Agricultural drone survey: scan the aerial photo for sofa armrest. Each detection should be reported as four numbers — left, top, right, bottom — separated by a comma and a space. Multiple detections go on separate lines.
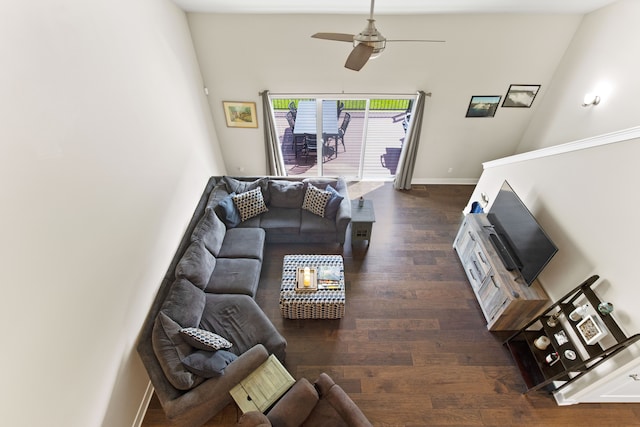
334, 180, 352, 244
266, 378, 319, 427
315, 373, 373, 427
164, 344, 270, 427
236, 411, 271, 427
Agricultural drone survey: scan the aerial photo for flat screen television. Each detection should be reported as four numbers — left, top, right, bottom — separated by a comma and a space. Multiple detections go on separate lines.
486, 181, 558, 286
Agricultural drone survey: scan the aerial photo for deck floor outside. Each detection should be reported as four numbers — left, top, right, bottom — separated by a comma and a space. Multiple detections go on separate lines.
275, 110, 408, 180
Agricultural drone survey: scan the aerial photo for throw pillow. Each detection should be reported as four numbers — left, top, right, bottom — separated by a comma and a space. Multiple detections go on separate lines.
180, 327, 233, 351
233, 188, 268, 222
223, 176, 270, 204
206, 180, 230, 210
214, 192, 241, 228
323, 184, 344, 219
181, 349, 238, 378
302, 183, 331, 218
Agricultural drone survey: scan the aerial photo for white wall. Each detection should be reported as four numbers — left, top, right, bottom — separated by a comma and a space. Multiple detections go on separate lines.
518, 0, 640, 151
186, 12, 581, 181
0, 1, 225, 426
467, 0, 640, 403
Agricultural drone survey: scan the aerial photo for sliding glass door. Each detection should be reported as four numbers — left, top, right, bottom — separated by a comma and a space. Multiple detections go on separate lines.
270, 95, 414, 180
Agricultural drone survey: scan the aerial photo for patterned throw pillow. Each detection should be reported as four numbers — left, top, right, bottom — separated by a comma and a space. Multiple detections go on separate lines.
232, 188, 268, 222
180, 327, 233, 351
302, 183, 331, 217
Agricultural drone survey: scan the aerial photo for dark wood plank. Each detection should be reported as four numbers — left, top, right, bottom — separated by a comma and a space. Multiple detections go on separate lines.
141, 182, 640, 427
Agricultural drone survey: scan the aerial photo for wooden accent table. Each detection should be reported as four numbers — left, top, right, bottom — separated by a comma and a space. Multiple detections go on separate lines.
230, 355, 295, 414
350, 199, 376, 244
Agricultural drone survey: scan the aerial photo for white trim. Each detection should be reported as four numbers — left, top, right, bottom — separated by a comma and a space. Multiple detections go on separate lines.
483, 126, 640, 169
132, 381, 154, 427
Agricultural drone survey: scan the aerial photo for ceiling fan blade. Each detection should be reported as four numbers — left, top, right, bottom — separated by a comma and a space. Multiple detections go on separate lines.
311, 33, 355, 42
387, 39, 446, 43
345, 43, 374, 71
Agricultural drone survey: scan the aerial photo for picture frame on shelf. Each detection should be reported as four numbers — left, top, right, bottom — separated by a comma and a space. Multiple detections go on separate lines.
502, 84, 541, 108
465, 96, 501, 118
222, 101, 258, 128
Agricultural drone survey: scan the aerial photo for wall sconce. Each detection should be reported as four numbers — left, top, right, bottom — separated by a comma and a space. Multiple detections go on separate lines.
582, 93, 601, 107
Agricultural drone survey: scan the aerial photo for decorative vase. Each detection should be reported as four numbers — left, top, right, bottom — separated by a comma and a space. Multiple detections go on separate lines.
569, 304, 589, 321
534, 336, 551, 350
598, 302, 614, 315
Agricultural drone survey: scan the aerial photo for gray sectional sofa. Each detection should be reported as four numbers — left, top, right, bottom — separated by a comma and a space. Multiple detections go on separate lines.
137, 176, 351, 427
209, 176, 352, 244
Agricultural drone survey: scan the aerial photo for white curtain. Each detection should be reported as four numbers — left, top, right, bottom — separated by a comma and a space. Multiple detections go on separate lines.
394, 90, 427, 190
261, 90, 286, 176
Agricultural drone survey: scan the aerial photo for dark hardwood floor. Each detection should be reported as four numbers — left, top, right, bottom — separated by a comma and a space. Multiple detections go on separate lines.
142, 182, 640, 426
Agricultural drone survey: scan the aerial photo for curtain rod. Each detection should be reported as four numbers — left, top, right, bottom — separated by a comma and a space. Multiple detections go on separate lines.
259, 91, 431, 97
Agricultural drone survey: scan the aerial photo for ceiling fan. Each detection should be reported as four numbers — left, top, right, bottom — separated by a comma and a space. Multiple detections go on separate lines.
311, 0, 445, 71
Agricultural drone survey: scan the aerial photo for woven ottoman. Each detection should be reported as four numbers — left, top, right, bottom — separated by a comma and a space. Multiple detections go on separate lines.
279, 254, 345, 319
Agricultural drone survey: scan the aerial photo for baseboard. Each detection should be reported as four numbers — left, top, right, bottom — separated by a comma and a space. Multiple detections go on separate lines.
411, 178, 478, 185
132, 381, 154, 427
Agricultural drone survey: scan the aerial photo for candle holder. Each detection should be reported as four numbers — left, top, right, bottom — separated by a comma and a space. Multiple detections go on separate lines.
296, 267, 317, 292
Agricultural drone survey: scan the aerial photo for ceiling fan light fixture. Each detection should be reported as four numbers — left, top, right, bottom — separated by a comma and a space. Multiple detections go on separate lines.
354, 19, 386, 59
354, 39, 386, 59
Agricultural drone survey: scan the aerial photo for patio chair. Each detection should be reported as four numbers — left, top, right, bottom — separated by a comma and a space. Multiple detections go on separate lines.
336, 112, 351, 153
337, 101, 344, 119
286, 111, 295, 131
289, 101, 297, 119
302, 133, 317, 163
286, 111, 304, 157
302, 134, 334, 163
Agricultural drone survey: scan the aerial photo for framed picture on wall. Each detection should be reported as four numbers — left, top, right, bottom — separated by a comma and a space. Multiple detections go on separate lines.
502, 84, 541, 108
222, 101, 258, 128
465, 96, 501, 118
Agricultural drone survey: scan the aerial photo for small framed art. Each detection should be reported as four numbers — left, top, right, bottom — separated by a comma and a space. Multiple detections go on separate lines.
222, 101, 258, 128
465, 96, 501, 118
502, 84, 540, 108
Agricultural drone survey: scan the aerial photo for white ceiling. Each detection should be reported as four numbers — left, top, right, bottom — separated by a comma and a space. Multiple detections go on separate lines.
172, 0, 619, 15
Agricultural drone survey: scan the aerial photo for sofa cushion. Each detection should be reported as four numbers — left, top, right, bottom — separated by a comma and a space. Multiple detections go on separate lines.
223, 176, 270, 204
324, 184, 344, 220
207, 258, 262, 297
160, 278, 206, 328
200, 294, 287, 361
300, 210, 337, 234
302, 183, 331, 218
180, 327, 233, 350
268, 180, 305, 208
218, 227, 266, 260
181, 349, 238, 378
259, 207, 301, 235
191, 208, 226, 257
152, 311, 205, 391
215, 192, 241, 229
233, 188, 268, 222
175, 241, 216, 290
236, 215, 261, 229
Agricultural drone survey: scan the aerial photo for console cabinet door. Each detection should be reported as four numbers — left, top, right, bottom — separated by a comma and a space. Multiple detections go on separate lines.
479, 276, 509, 323
453, 218, 478, 258
453, 214, 548, 331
